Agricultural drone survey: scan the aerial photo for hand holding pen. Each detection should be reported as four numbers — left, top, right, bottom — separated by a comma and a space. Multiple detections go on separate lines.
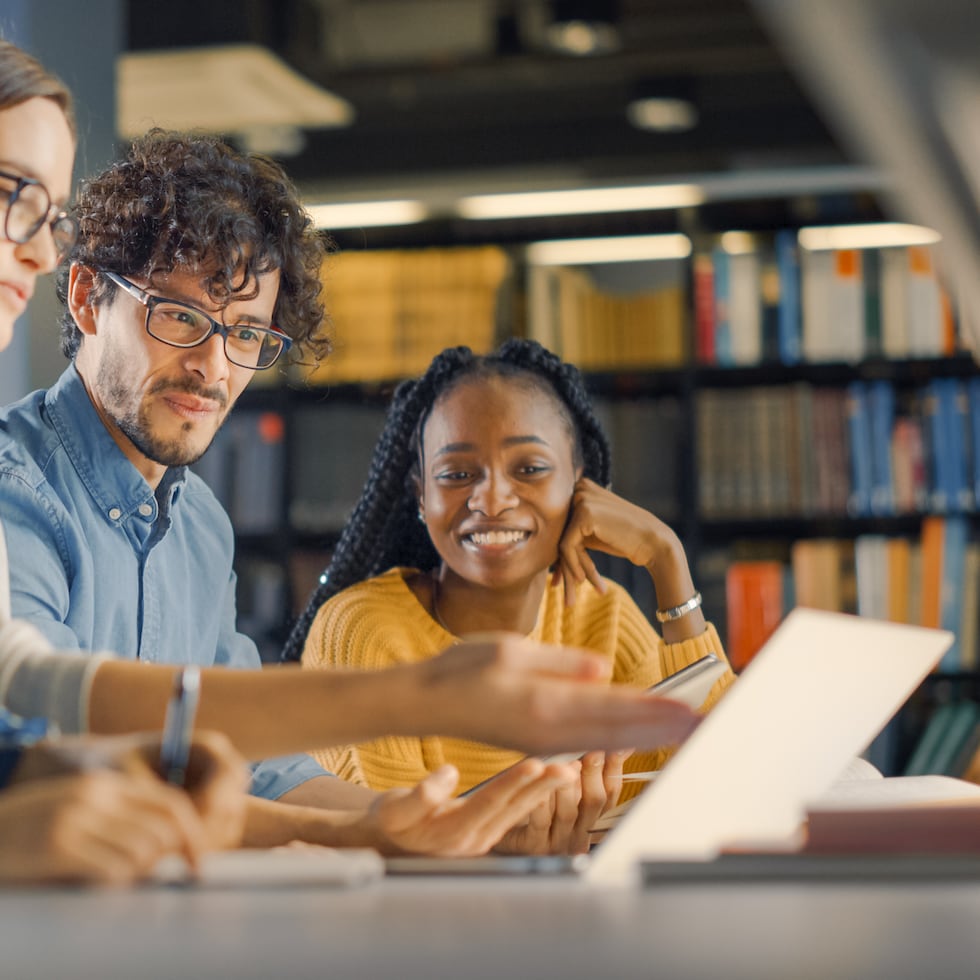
159, 666, 202, 786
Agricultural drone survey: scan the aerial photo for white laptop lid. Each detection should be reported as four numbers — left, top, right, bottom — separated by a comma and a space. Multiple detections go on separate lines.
586, 608, 953, 885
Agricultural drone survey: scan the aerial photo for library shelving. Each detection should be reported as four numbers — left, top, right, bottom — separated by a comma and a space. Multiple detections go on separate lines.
197, 210, 980, 776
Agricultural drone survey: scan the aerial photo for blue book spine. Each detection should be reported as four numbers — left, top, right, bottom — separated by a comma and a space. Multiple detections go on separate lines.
969, 376, 980, 509
949, 380, 973, 512
936, 378, 968, 514
845, 381, 873, 517
924, 379, 950, 512
939, 515, 969, 671
868, 379, 895, 516
774, 230, 801, 365
712, 247, 732, 366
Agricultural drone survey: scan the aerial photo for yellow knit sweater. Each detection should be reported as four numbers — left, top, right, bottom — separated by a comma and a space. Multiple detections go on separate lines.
302, 567, 734, 795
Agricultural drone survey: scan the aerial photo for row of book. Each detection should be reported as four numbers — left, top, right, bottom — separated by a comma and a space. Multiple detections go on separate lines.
694, 237, 958, 366
298, 245, 511, 384
696, 376, 980, 520
903, 699, 980, 779
527, 262, 687, 371
240, 236, 962, 390
723, 518, 979, 674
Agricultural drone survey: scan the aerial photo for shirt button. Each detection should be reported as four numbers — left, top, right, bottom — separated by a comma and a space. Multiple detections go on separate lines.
138, 503, 153, 518
108, 507, 122, 521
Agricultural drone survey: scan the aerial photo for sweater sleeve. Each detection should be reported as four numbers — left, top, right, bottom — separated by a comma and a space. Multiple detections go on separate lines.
0, 623, 108, 734
301, 573, 495, 791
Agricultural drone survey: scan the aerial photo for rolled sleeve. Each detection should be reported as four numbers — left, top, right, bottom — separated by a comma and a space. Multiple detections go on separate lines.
249, 753, 335, 800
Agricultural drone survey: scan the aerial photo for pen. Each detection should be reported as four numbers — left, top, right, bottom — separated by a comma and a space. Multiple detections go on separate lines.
158, 665, 201, 786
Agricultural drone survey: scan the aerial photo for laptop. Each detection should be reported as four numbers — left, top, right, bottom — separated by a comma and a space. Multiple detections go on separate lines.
388, 608, 952, 885
586, 607, 951, 884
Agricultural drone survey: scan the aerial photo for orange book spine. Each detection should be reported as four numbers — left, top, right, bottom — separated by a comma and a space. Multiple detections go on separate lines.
920, 516, 945, 630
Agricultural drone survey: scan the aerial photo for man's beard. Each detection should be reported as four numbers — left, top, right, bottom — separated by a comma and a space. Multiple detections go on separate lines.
96, 345, 229, 468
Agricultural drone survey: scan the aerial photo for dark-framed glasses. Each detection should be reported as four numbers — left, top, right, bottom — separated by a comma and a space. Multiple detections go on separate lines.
102, 271, 292, 370
0, 168, 77, 259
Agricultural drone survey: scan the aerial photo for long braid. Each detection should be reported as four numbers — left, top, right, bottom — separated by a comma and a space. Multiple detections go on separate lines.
280, 339, 614, 662
281, 346, 478, 660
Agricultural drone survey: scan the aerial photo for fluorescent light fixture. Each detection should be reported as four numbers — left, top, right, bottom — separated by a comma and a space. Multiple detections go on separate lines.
306, 200, 429, 229
457, 183, 705, 220
118, 44, 354, 142
798, 222, 942, 251
527, 234, 693, 265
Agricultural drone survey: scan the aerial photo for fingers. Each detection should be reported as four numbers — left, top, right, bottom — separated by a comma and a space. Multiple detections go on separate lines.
181, 732, 250, 851
0, 771, 209, 886
520, 690, 699, 757
548, 770, 587, 853
601, 749, 630, 813
373, 760, 577, 857
506, 640, 612, 682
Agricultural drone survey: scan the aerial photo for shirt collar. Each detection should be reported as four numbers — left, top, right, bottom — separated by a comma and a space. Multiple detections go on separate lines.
45, 364, 188, 523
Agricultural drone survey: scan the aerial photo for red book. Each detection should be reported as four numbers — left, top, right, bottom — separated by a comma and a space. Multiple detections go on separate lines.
693, 252, 716, 364
725, 561, 785, 671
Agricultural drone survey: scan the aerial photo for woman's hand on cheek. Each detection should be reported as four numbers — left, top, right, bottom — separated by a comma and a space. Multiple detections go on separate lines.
556, 478, 680, 605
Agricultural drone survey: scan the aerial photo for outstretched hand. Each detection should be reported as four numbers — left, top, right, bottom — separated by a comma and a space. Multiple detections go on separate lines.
419, 634, 699, 757
368, 759, 578, 856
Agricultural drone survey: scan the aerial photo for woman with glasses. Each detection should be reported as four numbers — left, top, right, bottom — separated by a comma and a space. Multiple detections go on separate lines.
0, 39, 250, 884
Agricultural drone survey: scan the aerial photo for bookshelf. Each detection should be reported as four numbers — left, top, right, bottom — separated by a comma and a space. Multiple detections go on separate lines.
199, 211, 980, 776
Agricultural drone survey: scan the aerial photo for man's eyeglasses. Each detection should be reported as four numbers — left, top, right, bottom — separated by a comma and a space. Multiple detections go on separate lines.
0, 168, 77, 259
102, 271, 292, 370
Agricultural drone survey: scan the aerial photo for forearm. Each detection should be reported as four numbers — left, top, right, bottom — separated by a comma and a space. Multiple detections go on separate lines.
241, 795, 380, 849
87, 659, 434, 758
644, 534, 706, 643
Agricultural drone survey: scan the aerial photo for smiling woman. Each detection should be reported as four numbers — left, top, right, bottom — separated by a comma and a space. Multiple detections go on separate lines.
289, 338, 736, 854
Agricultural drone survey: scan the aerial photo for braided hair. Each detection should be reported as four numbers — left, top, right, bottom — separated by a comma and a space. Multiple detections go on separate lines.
280, 338, 611, 662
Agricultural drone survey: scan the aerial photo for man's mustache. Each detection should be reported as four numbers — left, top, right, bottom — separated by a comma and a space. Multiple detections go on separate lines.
149, 377, 228, 409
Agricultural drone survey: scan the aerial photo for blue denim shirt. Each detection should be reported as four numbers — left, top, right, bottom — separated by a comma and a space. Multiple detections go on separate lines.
0, 365, 329, 799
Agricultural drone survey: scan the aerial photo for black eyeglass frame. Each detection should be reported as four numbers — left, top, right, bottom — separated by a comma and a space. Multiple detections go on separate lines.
0, 167, 77, 258
101, 270, 293, 370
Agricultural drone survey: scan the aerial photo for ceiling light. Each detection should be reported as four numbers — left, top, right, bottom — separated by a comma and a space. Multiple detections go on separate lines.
627, 96, 699, 133
306, 200, 429, 230
456, 183, 705, 219
545, 0, 620, 55
117, 44, 354, 147
798, 223, 942, 250
527, 234, 693, 265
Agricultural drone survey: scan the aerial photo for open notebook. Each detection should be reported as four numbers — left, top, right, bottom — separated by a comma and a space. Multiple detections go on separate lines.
389, 608, 952, 884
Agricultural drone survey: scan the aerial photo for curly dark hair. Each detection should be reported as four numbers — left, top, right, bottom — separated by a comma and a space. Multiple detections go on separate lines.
0, 39, 75, 135
280, 338, 611, 662
56, 129, 329, 363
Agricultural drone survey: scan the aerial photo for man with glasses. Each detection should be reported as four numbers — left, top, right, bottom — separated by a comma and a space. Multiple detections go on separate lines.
0, 129, 340, 808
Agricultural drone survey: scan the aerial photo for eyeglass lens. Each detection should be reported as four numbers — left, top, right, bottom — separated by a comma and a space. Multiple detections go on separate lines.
2, 179, 77, 256
147, 303, 284, 369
